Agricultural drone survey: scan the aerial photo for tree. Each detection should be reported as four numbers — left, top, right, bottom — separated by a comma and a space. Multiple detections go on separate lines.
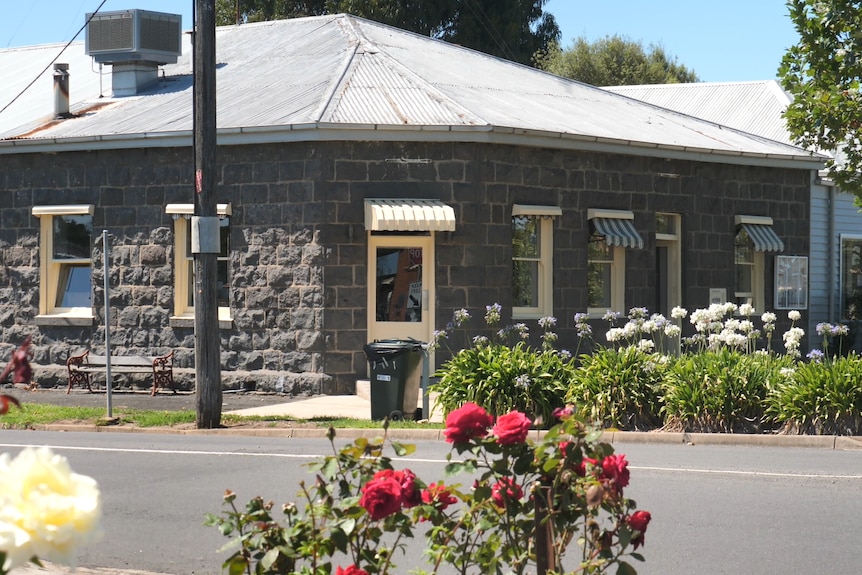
536, 35, 698, 87
780, 0, 862, 197
214, 0, 559, 67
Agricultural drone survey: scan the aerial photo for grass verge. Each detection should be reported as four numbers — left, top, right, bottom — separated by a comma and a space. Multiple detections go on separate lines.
0, 404, 443, 430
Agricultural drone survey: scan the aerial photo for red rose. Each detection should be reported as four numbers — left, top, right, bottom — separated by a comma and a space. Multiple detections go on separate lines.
491, 477, 523, 507
444, 402, 494, 444
574, 456, 598, 477
552, 406, 574, 421
492, 411, 532, 445
375, 468, 422, 508
627, 510, 652, 549
600, 454, 630, 489
336, 566, 369, 575
360, 477, 402, 520
421, 482, 457, 510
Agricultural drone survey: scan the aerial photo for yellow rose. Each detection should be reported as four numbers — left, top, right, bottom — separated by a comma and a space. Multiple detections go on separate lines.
0, 447, 102, 572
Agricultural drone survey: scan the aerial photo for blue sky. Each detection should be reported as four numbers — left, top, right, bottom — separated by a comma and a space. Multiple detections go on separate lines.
4, 0, 798, 82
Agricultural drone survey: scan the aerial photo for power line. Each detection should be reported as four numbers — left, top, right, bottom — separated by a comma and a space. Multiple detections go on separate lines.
462, 0, 517, 62
0, 0, 108, 120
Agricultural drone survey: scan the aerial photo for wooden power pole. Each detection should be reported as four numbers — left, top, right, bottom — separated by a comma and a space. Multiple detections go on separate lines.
193, 0, 222, 428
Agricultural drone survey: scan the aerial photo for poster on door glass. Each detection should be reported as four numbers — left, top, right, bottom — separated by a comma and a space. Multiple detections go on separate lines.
376, 247, 422, 322
775, 255, 808, 310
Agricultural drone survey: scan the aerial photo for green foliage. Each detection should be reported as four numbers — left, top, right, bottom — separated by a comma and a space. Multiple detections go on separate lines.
537, 35, 699, 86
765, 356, 862, 435
208, 413, 652, 574
432, 341, 571, 425
565, 348, 665, 431
780, 0, 862, 197
661, 350, 792, 433
216, 0, 560, 67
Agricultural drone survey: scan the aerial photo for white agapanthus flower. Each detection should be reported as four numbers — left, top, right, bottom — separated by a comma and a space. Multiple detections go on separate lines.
671, 306, 688, 320
738, 303, 756, 317
636, 339, 655, 353
788, 310, 802, 322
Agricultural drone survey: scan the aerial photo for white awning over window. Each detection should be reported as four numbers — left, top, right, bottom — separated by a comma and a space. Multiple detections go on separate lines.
364, 199, 456, 232
588, 208, 644, 249
735, 215, 784, 252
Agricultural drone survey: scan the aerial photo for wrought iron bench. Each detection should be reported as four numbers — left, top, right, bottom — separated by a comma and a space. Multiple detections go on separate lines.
66, 350, 175, 396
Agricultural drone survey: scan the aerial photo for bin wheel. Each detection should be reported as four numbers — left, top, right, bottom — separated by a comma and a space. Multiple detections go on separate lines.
389, 410, 404, 421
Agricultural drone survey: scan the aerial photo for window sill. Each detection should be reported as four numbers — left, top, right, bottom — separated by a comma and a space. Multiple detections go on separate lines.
35, 314, 94, 327
170, 315, 234, 330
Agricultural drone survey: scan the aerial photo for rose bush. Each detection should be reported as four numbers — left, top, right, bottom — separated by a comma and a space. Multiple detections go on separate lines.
208, 403, 651, 574
0, 345, 102, 575
0, 446, 102, 574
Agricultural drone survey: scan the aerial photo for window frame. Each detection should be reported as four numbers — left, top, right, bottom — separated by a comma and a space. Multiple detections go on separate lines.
586, 209, 633, 318
511, 205, 560, 320
840, 234, 862, 320
166, 203, 232, 324
31, 205, 95, 322
734, 215, 771, 313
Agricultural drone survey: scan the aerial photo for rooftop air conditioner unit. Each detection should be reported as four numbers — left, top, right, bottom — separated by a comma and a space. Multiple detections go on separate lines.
85, 9, 182, 65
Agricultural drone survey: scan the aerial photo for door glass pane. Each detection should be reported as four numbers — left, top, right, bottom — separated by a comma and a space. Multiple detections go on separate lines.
376, 247, 422, 322
56, 264, 91, 307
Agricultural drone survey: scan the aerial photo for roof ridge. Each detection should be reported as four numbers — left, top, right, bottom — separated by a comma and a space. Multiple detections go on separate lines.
320, 16, 488, 126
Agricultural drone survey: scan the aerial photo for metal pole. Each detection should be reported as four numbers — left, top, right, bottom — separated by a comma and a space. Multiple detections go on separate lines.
421, 347, 429, 419
102, 230, 113, 418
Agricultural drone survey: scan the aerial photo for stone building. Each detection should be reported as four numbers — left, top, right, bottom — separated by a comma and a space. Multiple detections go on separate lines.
0, 13, 824, 394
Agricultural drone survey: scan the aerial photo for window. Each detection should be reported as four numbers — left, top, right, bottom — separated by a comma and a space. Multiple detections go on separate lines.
587, 209, 642, 316
841, 236, 862, 319
166, 204, 232, 323
734, 228, 760, 307
32, 205, 94, 321
511, 205, 560, 319
775, 255, 808, 310
734, 215, 784, 312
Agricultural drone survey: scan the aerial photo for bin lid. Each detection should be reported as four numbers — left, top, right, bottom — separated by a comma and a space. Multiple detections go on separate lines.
363, 338, 425, 361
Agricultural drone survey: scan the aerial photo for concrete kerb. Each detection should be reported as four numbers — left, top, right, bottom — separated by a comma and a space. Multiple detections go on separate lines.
28, 423, 862, 449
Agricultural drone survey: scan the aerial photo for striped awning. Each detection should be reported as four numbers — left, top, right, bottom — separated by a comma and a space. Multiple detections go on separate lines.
590, 217, 644, 249
365, 199, 456, 232
740, 223, 784, 252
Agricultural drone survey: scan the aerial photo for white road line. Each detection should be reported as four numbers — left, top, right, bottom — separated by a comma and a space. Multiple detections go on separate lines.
1, 442, 858, 479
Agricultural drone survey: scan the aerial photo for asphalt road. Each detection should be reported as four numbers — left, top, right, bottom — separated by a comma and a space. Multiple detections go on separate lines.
1, 430, 860, 575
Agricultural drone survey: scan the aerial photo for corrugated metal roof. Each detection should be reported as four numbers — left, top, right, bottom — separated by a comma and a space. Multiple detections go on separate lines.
606, 81, 795, 146
0, 14, 825, 168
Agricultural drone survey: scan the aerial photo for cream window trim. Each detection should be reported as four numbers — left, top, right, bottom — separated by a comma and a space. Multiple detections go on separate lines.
588, 208, 633, 221
587, 246, 625, 318
512, 204, 562, 218
734, 215, 773, 226
512, 211, 557, 320
167, 208, 232, 323
165, 203, 232, 217
35, 209, 94, 319
32, 204, 94, 217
